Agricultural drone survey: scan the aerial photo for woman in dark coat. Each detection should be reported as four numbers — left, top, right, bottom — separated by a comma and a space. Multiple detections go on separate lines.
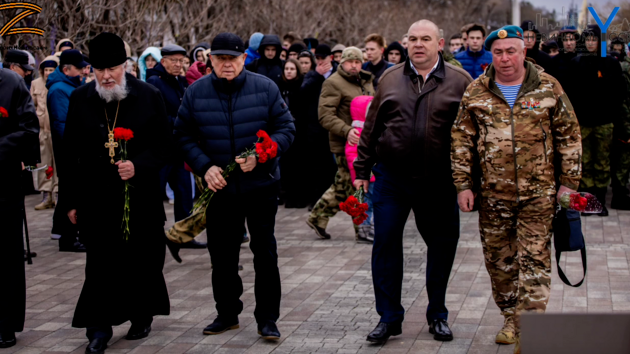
279, 59, 307, 207
60, 33, 173, 352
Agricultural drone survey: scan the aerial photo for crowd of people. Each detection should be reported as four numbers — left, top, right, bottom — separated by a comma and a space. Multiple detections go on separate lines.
1, 15, 630, 354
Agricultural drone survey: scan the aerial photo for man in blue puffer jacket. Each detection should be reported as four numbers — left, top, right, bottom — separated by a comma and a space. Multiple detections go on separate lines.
455, 24, 493, 78
47, 49, 88, 253
174, 33, 295, 340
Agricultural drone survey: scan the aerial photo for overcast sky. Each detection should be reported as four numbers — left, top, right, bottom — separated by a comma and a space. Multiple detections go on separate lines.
526, 0, 619, 14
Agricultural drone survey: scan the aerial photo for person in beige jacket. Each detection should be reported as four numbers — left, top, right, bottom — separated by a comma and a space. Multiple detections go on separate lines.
30, 55, 60, 211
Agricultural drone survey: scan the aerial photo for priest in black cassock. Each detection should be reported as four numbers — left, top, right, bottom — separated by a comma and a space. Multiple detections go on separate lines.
60, 32, 172, 354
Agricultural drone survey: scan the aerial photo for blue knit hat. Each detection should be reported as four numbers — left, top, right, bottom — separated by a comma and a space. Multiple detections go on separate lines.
484, 25, 524, 50
248, 33, 264, 51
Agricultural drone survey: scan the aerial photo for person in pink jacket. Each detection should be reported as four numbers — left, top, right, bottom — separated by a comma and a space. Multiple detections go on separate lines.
346, 95, 375, 242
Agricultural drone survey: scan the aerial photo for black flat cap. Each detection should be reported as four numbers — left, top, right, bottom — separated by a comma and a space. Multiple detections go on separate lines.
211, 33, 245, 56
5, 49, 34, 71
161, 44, 187, 57
315, 44, 331, 58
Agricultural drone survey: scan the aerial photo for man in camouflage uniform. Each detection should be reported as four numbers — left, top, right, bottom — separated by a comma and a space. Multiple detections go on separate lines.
611, 39, 630, 210
451, 25, 582, 354
306, 47, 374, 242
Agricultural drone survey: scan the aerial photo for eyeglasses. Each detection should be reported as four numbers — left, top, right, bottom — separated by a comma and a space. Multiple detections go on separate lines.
165, 57, 185, 64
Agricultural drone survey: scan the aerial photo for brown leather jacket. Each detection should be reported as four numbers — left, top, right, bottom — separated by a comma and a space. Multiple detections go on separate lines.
355, 54, 473, 183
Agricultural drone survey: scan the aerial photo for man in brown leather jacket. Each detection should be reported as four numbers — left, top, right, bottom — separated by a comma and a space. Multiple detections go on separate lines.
354, 19, 473, 344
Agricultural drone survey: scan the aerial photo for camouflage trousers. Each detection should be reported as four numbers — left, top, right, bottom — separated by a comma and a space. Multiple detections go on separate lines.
580, 124, 613, 189
166, 176, 206, 244
611, 139, 630, 193
479, 196, 555, 336
308, 154, 358, 234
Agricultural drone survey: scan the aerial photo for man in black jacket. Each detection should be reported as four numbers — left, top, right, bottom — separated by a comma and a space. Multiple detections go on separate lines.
301, 46, 340, 208
550, 26, 578, 88
147, 45, 202, 248
174, 32, 295, 340
0, 66, 40, 349
521, 20, 553, 72
246, 34, 284, 87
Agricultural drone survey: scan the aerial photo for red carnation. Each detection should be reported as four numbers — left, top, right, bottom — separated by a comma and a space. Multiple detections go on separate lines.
256, 130, 271, 142
45, 166, 54, 179
0, 107, 8, 118
113, 127, 134, 141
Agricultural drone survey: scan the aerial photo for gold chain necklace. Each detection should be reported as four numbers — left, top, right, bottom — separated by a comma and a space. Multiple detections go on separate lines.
104, 101, 121, 164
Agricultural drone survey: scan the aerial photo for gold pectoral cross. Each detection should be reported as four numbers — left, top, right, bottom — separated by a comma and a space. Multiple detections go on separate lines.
105, 132, 118, 164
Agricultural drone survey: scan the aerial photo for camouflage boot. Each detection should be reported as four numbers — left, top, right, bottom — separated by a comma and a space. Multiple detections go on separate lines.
495, 315, 516, 344
513, 335, 520, 354
34, 192, 55, 210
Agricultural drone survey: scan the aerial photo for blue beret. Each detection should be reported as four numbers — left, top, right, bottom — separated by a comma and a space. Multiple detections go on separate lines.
484, 25, 524, 50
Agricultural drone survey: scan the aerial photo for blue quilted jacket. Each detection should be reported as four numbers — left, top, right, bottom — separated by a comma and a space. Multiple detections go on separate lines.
455, 48, 493, 79
174, 69, 295, 194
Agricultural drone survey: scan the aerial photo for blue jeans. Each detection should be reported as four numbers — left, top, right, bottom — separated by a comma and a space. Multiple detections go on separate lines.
360, 183, 374, 226
371, 163, 459, 323
159, 163, 193, 222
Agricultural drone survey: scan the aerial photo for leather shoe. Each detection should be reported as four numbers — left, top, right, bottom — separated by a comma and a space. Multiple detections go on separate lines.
180, 239, 207, 249
165, 236, 182, 263
60, 241, 86, 253
125, 325, 151, 340
429, 319, 453, 341
366, 322, 402, 343
203, 317, 239, 335
257, 321, 281, 340
0, 332, 16, 348
306, 220, 331, 239
85, 338, 107, 354
598, 205, 609, 217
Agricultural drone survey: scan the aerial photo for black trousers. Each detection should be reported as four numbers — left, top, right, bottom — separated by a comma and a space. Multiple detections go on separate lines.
206, 183, 281, 323
0, 201, 25, 333
371, 163, 460, 323
52, 193, 80, 248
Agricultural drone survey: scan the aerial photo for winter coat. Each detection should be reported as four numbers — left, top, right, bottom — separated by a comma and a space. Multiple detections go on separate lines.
60, 73, 172, 328
146, 63, 188, 125
174, 69, 295, 194
355, 55, 472, 183
452, 61, 582, 202
362, 59, 394, 90
46, 66, 82, 140
246, 35, 284, 87
138, 47, 162, 81
521, 20, 554, 73
384, 41, 407, 64
0, 68, 40, 202
319, 66, 374, 154
185, 61, 206, 85
455, 47, 493, 78
302, 61, 338, 142
346, 96, 375, 183
244, 33, 264, 66
30, 78, 49, 133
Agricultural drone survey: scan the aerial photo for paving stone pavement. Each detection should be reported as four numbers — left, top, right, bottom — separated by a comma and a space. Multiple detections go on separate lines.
6, 192, 630, 354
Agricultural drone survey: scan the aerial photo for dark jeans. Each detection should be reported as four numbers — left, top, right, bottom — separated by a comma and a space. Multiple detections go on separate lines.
86, 317, 153, 341
0, 201, 25, 333
206, 183, 281, 324
160, 163, 193, 222
371, 163, 460, 324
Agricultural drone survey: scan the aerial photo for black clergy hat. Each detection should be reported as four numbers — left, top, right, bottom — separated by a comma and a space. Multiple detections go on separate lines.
88, 32, 127, 69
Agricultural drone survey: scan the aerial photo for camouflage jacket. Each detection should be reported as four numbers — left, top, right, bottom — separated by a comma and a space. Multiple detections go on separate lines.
451, 61, 582, 202
442, 51, 463, 69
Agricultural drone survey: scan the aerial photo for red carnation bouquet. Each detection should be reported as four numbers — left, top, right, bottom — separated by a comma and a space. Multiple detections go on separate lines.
340, 188, 369, 225
113, 127, 134, 240
0, 107, 8, 118
559, 192, 602, 213
192, 130, 278, 217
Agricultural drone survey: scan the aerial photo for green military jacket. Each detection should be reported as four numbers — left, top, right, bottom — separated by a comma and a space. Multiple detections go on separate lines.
451, 61, 582, 202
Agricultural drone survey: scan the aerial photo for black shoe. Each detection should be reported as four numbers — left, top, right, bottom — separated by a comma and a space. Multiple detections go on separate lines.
306, 220, 331, 239
125, 325, 151, 340
428, 319, 453, 341
257, 321, 281, 340
366, 322, 402, 343
0, 332, 16, 348
60, 241, 86, 252
179, 239, 207, 249
203, 317, 239, 335
165, 236, 182, 263
611, 194, 630, 210
85, 338, 107, 354
598, 205, 609, 217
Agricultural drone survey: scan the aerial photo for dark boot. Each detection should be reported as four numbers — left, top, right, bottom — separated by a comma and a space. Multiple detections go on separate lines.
611, 188, 630, 210
596, 188, 609, 217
